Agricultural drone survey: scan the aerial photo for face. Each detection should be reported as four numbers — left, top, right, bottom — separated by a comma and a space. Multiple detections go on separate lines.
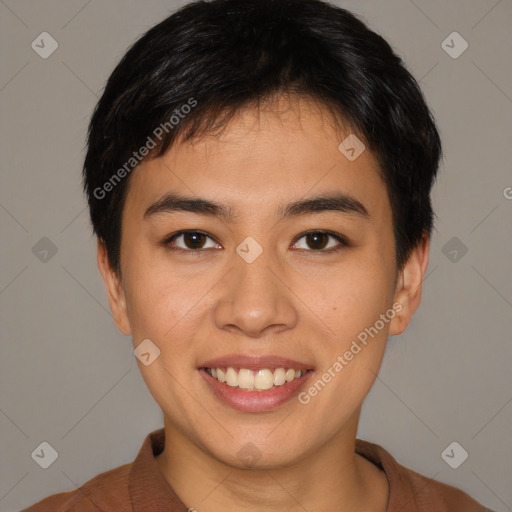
98, 95, 428, 469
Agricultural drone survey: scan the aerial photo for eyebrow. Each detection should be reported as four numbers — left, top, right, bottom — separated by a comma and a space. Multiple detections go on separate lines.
143, 192, 369, 222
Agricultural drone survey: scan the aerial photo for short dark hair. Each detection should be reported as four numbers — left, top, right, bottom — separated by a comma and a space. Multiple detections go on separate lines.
83, 0, 442, 276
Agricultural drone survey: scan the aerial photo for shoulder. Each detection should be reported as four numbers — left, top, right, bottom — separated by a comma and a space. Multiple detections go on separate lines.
20, 462, 132, 512
403, 465, 490, 512
355, 438, 492, 512
20, 428, 172, 512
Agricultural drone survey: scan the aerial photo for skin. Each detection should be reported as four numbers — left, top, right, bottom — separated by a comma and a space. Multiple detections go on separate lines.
97, 94, 429, 511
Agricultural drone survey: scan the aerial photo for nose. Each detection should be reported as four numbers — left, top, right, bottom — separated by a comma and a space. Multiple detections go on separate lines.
213, 248, 298, 338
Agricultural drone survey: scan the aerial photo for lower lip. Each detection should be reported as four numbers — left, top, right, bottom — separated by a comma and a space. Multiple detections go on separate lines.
199, 369, 314, 412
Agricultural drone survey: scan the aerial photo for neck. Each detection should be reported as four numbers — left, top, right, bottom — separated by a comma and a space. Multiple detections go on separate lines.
155, 416, 389, 512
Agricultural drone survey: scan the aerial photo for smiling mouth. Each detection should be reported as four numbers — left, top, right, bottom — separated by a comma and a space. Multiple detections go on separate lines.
203, 367, 312, 391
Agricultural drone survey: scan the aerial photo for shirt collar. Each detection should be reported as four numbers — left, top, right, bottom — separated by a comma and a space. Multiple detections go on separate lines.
129, 428, 189, 511
355, 438, 420, 511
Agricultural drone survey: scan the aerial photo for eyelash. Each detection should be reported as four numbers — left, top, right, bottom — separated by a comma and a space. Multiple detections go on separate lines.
160, 229, 349, 254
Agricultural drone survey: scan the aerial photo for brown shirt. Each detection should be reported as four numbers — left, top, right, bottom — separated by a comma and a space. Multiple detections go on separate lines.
21, 428, 491, 512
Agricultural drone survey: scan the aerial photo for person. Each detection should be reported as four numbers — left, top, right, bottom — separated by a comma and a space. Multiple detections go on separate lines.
22, 0, 493, 510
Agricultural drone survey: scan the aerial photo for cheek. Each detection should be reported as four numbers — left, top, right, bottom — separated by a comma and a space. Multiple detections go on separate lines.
298, 290, 391, 434
320, 259, 395, 343
307, 253, 394, 401
121, 255, 195, 344
121, 253, 225, 366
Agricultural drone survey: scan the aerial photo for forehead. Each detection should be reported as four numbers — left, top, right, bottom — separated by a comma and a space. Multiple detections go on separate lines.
124, 96, 389, 221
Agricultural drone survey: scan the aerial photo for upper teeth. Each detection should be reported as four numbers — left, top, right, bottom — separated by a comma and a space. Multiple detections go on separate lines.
206, 367, 306, 391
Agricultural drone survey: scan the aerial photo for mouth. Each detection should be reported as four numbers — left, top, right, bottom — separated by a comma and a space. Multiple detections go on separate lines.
198, 355, 314, 412
203, 366, 311, 391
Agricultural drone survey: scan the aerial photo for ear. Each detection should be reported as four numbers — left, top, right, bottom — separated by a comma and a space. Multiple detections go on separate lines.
97, 239, 131, 335
389, 234, 430, 336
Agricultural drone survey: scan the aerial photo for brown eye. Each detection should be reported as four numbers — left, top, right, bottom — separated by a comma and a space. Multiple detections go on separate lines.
305, 232, 329, 250
292, 231, 348, 252
182, 232, 207, 249
163, 231, 221, 252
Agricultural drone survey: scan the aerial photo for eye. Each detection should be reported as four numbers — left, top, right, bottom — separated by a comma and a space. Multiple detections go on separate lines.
162, 230, 221, 252
292, 230, 348, 252
161, 229, 348, 254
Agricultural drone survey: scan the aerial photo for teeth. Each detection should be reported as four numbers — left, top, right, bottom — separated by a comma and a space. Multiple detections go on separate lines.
238, 369, 254, 390
254, 369, 274, 390
273, 368, 286, 386
205, 367, 307, 391
225, 367, 238, 387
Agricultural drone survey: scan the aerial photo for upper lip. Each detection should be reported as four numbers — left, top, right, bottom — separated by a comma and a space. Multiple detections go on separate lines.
200, 354, 314, 371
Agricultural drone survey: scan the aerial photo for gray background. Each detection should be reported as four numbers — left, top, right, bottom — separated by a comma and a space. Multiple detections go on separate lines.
1, 0, 511, 510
